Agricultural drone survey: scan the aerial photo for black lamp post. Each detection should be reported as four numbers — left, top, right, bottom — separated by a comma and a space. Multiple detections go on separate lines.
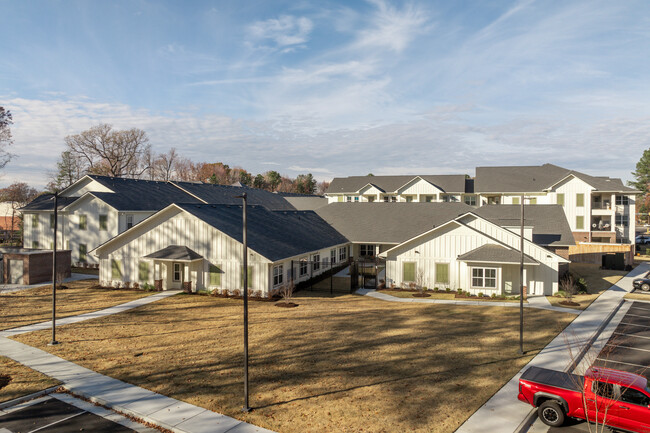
50, 191, 59, 346
518, 193, 525, 355
235, 193, 251, 412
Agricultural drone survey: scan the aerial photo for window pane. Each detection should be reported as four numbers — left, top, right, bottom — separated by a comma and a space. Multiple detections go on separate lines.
99, 215, 108, 231
512, 197, 520, 205
111, 260, 122, 279
576, 193, 584, 207
79, 244, 87, 262
472, 277, 483, 287
435, 263, 449, 284
139, 261, 149, 281
403, 262, 415, 282
529, 198, 537, 205
557, 193, 564, 206
576, 216, 584, 230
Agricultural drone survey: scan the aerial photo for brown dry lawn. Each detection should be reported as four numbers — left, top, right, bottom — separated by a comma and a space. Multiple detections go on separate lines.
0, 280, 152, 331
14, 291, 575, 433
0, 356, 60, 403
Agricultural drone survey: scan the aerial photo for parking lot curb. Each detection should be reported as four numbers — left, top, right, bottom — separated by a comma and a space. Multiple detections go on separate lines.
0, 385, 59, 411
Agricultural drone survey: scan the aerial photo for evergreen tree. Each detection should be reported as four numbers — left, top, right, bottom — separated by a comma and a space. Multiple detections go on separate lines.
629, 149, 650, 194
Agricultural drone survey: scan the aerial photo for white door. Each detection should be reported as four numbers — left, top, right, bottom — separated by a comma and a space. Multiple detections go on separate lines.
170, 262, 182, 289
8, 259, 23, 285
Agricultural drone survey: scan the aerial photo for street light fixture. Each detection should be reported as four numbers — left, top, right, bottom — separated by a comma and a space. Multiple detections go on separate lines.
519, 193, 525, 355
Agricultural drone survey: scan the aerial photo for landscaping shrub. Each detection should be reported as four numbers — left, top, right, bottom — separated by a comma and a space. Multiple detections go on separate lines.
478, 292, 483, 297
445, 287, 451, 292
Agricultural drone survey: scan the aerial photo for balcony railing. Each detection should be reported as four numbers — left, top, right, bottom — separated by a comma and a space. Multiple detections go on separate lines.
591, 202, 612, 210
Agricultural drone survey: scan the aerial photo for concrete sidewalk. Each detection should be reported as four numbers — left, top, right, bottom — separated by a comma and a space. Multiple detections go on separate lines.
0, 272, 98, 294
455, 262, 649, 433
0, 290, 182, 338
0, 337, 274, 433
357, 288, 580, 314
0, 288, 275, 433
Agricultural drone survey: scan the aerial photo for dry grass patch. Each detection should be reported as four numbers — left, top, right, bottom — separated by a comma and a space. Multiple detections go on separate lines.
624, 292, 650, 302
14, 292, 575, 433
570, 263, 627, 292
0, 280, 152, 331
0, 356, 60, 403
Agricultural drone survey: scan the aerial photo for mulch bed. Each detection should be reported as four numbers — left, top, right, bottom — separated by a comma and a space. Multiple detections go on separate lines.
559, 300, 581, 306
275, 302, 299, 308
0, 374, 11, 391
413, 293, 431, 297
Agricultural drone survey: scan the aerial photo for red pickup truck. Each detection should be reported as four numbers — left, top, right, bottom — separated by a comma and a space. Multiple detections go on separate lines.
518, 366, 650, 432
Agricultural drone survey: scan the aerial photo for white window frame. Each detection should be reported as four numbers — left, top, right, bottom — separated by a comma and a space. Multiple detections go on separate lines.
173, 263, 182, 282
273, 265, 283, 286
615, 195, 629, 206
312, 254, 320, 271
126, 214, 134, 229
339, 246, 347, 262
471, 267, 497, 289
615, 214, 629, 227
360, 244, 375, 257
299, 259, 308, 276
330, 249, 337, 265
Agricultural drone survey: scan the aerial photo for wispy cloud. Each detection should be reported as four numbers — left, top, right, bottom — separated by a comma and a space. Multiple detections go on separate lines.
354, 0, 430, 52
247, 15, 314, 49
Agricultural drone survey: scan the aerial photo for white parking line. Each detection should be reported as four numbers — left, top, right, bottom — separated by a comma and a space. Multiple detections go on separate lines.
596, 358, 650, 369
623, 312, 650, 319
614, 331, 650, 340
605, 343, 650, 353
619, 321, 650, 329
27, 412, 84, 433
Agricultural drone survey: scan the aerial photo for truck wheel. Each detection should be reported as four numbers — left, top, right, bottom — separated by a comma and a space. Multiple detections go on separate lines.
642, 283, 650, 292
538, 401, 565, 427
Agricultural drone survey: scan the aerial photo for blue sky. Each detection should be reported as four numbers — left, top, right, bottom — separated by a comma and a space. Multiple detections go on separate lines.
1, 0, 649, 188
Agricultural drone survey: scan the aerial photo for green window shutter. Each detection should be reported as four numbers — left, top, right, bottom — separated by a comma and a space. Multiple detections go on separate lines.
556, 193, 564, 205
99, 215, 108, 231
79, 244, 87, 262
529, 198, 537, 205
209, 264, 221, 286
576, 216, 584, 230
402, 262, 415, 282
240, 265, 253, 288
111, 259, 122, 279
435, 263, 449, 284
512, 197, 520, 205
138, 261, 149, 281
576, 193, 584, 207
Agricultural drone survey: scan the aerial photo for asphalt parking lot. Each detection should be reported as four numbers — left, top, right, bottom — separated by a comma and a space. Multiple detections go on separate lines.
530, 300, 650, 433
0, 393, 156, 433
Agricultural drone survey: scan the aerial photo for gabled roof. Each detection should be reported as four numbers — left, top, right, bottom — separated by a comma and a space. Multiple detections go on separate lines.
172, 182, 297, 211
175, 204, 349, 262
474, 163, 637, 193
315, 202, 473, 243
457, 244, 538, 265
473, 205, 575, 247
20, 194, 78, 211
326, 175, 468, 194
144, 245, 203, 261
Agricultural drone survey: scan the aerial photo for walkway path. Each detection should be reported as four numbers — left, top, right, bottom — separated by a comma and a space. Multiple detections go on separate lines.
0, 290, 182, 338
357, 288, 581, 314
0, 290, 275, 433
455, 262, 649, 433
0, 272, 98, 294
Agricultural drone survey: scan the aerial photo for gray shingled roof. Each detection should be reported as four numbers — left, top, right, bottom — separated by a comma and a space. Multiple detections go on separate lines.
457, 244, 538, 264
327, 175, 468, 194
177, 204, 349, 262
315, 202, 473, 243
20, 194, 78, 211
472, 204, 575, 247
144, 245, 203, 261
173, 182, 297, 210
474, 164, 637, 193
282, 196, 329, 210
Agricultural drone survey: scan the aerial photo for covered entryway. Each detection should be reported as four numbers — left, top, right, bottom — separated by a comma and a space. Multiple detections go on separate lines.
144, 245, 204, 292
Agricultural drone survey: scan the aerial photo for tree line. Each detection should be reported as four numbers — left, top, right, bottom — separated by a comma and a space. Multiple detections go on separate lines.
48, 123, 329, 195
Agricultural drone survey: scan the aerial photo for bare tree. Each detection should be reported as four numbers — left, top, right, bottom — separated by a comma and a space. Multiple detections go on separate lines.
153, 148, 179, 181
0, 107, 15, 170
560, 273, 579, 304
0, 183, 39, 245
65, 124, 151, 178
